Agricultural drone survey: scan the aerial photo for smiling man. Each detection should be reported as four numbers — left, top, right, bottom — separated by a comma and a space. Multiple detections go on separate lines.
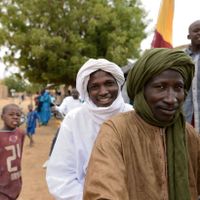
83, 48, 200, 200
144, 69, 185, 123
87, 70, 119, 107
46, 58, 133, 200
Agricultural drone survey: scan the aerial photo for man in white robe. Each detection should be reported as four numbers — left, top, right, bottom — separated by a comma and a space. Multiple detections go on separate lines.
46, 58, 133, 200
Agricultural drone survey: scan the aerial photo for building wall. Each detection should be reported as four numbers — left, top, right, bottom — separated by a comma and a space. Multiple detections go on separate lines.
0, 84, 8, 98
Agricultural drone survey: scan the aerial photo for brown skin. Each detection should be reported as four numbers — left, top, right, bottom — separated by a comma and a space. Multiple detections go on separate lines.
188, 20, 200, 53
144, 69, 185, 123
1, 104, 21, 130
87, 70, 119, 107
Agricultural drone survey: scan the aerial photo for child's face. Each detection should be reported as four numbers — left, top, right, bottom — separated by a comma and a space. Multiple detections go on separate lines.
1, 106, 22, 130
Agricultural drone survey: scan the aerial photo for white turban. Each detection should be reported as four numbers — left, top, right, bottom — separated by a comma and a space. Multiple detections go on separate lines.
76, 58, 125, 101
76, 58, 129, 125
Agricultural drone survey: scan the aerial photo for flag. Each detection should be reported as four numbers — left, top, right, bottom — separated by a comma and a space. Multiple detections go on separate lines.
151, 0, 174, 48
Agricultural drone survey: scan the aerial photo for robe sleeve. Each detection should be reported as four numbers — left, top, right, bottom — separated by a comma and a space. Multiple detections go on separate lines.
46, 116, 83, 200
83, 121, 129, 200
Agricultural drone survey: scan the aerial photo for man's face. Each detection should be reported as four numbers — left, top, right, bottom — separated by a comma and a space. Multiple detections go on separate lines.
144, 69, 185, 123
1, 106, 21, 130
87, 70, 119, 107
188, 21, 200, 45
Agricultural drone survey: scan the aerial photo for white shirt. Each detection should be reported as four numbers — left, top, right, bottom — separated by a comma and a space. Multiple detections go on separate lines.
46, 103, 133, 200
55, 96, 82, 116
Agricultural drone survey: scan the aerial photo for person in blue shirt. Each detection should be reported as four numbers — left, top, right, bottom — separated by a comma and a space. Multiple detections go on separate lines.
38, 89, 51, 126
26, 104, 40, 146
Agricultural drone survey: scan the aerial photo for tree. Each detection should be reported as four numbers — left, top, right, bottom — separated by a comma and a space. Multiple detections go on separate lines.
0, 0, 147, 85
3, 73, 26, 92
24, 82, 44, 95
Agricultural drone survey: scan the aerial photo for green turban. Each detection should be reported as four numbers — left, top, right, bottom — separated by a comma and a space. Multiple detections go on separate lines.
127, 48, 194, 101
126, 48, 195, 200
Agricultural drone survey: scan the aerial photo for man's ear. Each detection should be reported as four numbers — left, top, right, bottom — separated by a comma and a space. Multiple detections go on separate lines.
187, 34, 191, 40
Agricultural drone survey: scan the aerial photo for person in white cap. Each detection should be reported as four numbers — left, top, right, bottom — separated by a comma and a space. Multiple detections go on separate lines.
46, 58, 133, 200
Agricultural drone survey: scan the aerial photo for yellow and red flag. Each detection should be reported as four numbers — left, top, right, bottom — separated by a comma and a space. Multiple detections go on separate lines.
151, 0, 174, 48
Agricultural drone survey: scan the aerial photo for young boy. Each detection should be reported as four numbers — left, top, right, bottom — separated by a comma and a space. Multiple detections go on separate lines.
0, 103, 25, 200
26, 104, 39, 147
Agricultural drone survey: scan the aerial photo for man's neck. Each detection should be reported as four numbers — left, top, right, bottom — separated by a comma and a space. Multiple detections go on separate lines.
190, 44, 200, 53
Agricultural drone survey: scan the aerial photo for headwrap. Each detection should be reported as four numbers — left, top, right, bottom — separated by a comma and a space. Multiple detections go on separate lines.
76, 58, 128, 125
127, 48, 194, 200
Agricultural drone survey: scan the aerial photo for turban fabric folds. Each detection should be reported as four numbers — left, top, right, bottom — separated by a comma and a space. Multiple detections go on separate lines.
76, 58, 129, 125
127, 48, 194, 101
76, 58, 124, 101
127, 48, 195, 200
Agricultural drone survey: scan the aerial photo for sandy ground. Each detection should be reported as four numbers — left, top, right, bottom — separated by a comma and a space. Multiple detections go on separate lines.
0, 97, 58, 200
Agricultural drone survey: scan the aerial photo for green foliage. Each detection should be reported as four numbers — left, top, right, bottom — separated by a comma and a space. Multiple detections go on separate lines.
0, 0, 147, 85
25, 83, 44, 95
2, 73, 44, 94
3, 73, 26, 92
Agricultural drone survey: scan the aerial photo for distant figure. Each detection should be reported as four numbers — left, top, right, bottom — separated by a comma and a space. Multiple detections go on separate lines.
183, 20, 200, 133
38, 89, 51, 126
54, 88, 82, 116
19, 94, 25, 105
26, 104, 40, 147
21, 94, 25, 101
34, 92, 40, 110
0, 104, 25, 199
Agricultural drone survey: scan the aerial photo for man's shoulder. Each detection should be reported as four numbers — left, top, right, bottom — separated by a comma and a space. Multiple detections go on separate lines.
63, 105, 85, 119
64, 96, 73, 100
62, 96, 73, 103
186, 123, 199, 139
107, 110, 135, 125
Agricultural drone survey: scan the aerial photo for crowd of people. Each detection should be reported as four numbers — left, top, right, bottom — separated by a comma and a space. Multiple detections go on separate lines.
0, 20, 200, 200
